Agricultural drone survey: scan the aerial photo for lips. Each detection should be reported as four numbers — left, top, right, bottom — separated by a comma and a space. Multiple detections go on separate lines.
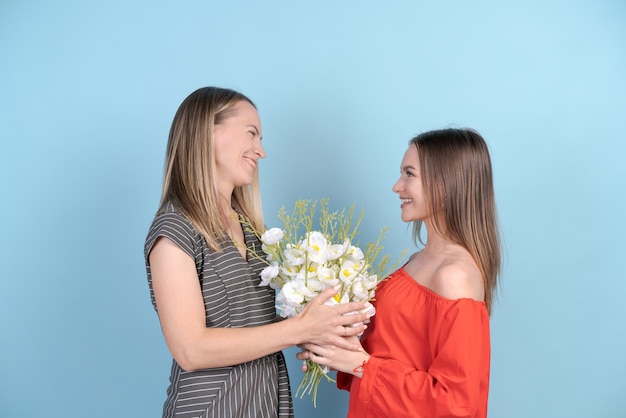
243, 157, 257, 170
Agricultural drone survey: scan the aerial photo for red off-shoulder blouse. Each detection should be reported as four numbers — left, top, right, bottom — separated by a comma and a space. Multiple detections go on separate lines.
337, 268, 491, 418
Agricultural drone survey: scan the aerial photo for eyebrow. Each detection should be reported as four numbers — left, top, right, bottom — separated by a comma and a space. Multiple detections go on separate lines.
402, 165, 417, 172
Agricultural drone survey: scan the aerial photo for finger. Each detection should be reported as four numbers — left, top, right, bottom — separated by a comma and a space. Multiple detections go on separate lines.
308, 350, 330, 366
334, 300, 366, 313
344, 324, 367, 337
301, 360, 308, 372
335, 302, 375, 320
300, 342, 323, 352
334, 335, 363, 352
340, 313, 369, 327
311, 285, 342, 305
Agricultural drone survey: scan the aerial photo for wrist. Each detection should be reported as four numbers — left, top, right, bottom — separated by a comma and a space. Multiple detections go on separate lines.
284, 315, 305, 346
352, 354, 371, 378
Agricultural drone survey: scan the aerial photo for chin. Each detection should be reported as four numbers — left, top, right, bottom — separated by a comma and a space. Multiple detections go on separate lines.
401, 211, 421, 223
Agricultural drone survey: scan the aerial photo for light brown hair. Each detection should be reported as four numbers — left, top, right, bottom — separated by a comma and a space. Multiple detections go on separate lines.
159, 87, 264, 251
410, 128, 501, 313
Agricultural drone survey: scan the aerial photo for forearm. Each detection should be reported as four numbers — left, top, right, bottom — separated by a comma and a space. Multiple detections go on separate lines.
170, 317, 306, 371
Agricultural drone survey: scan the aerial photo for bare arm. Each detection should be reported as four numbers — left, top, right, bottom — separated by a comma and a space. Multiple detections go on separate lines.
150, 237, 369, 371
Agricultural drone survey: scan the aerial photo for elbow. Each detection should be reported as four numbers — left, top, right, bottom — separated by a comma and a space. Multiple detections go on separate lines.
176, 357, 201, 372
170, 346, 206, 372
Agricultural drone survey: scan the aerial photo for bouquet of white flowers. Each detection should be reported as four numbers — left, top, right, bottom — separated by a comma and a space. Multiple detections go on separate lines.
245, 198, 401, 406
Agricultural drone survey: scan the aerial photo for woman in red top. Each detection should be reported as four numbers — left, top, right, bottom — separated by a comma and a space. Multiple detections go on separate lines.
298, 128, 501, 418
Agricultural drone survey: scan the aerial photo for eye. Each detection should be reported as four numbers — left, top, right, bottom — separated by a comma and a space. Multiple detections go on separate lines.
248, 127, 259, 138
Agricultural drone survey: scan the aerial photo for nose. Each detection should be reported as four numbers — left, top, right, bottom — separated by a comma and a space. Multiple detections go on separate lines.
254, 140, 266, 159
392, 177, 402, 194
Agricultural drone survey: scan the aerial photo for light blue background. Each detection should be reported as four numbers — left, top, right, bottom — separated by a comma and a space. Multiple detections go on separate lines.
1, 1, 625, 417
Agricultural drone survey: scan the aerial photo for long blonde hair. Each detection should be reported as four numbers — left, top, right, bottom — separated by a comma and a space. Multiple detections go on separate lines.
159, 87, 264, 251
411, 128, 501, 314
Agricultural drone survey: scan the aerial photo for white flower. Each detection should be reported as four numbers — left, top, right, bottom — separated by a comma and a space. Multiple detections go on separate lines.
261, 227, 284, 245
361, 273, 378, 290
280, 260, 302, 277
350, 278, 370, 301
260, 263, 279, 286
275, 292, 298, 318
303, 261, 322, 279
284, 245, 306, 266
326, 239, 350, 261
279, 278, 317, 308
305, 277, 326, 294
339, 259, 362, 283
324, 290, 350, 306
347, 245, 365, 261
301, 231, 328, 264
317, 266, 339, 287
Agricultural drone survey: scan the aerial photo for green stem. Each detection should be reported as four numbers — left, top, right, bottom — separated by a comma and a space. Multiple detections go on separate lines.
295, 360, 335, 407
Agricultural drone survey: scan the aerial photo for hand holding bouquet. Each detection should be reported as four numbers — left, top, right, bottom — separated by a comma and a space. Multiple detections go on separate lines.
246, 199, 401, 406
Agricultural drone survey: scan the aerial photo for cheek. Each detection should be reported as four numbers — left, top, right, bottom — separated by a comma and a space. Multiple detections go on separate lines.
214, 138, 238, 161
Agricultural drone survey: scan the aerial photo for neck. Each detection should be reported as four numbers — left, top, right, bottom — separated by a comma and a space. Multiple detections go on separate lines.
421, 222, 453, 254
217, 192, 234, 226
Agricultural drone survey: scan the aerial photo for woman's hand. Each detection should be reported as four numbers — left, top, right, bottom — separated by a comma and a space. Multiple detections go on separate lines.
297, 336, 371, 378
294, 286, 373, 351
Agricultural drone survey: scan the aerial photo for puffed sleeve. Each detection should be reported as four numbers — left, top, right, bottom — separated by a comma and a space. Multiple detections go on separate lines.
351, 299, 490, 418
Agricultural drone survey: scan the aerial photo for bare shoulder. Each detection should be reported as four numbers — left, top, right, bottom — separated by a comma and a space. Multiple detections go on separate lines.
431, 259, 484, 302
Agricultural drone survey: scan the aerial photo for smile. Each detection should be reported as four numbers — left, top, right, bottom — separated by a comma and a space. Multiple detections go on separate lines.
243, 157, 257, 169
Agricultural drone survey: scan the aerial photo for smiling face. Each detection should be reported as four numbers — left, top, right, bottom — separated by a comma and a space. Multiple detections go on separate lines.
213, 100, 265, 197
392, 144, 430, 223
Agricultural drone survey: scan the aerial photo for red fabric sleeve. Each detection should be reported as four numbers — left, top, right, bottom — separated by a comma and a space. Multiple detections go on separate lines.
355, 300, 490, 418
337, 371, 353, 391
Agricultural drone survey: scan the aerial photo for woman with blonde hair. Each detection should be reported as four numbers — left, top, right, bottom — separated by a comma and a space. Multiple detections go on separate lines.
145, 87, 370, 418
298, 128, 501, 418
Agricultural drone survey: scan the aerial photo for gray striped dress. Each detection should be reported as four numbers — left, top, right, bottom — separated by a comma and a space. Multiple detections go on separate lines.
145, 204, 294, 418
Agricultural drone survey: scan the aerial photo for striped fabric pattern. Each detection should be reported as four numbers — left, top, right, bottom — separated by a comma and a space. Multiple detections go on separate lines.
145, 204, 293, 418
